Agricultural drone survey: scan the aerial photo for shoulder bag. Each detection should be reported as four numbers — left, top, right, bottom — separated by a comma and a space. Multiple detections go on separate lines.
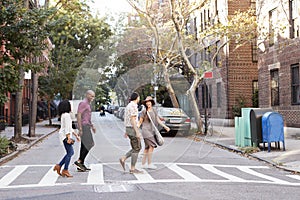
147, 111, 164, 146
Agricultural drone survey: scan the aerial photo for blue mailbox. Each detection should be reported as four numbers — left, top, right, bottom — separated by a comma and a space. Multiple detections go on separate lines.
262, 112, 285, 152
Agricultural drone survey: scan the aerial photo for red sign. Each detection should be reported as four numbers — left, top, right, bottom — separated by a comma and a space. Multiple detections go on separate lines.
204, 71, 213, 79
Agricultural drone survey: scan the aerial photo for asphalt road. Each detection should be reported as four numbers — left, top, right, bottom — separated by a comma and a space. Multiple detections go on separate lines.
1, 112, 300, 200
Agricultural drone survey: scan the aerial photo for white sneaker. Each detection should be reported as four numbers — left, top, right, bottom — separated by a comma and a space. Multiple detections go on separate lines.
147, 164, 157, 169
141, 164, 148, 169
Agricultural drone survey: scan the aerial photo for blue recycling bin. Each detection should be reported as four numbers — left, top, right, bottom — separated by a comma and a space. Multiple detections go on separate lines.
262, 112, 285, 152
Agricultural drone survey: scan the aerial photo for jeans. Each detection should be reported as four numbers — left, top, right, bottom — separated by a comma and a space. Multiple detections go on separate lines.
59, 139, 74, 170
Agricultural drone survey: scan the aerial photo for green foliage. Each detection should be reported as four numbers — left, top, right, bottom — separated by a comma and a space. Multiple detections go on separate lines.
39, 0, 113, 100
0, 0, 54, 105
0, 136, 10, 157
95, 83, 110, 109
232, 95, 246, 117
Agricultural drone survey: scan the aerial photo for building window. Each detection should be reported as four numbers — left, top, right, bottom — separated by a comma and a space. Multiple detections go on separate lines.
207, 9, 211, 26
201, 83, 212, 109
252, 80, 259, 107
269, 9, 276, 46
194, 17, 197, 39
204, 10, 206, 30
215, 40, 221, 67
217, 82, 221, 108
250, 0, 256, 10
215, 0, 218, 15
251, 38, 258, 62
271, 69, 279, 106
200, 12, 203, 32
208, 84, 212, 108
289, 0, 300, 39
291, 64, 300, 104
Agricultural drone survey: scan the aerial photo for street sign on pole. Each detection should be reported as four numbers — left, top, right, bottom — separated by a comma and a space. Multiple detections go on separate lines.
204, 71, 213, 79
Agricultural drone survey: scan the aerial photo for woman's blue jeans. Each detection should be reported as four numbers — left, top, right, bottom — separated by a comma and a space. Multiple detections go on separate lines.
59, 139, 74, 170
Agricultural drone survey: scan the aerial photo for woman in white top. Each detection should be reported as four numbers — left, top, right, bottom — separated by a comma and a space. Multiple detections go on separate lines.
53, 100, 80, 177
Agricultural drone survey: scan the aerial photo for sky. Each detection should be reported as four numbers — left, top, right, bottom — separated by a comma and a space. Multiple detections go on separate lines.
89, 0, 133, 18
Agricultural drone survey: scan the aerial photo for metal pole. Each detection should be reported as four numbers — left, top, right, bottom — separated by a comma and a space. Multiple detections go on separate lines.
204, 80, 207, 135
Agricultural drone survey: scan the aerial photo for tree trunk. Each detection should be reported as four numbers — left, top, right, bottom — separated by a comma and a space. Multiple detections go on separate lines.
187, 77, 203, 133
47, 101, 52, 125
162, 64, 180, 108
14, 68, 25, 142
28, 72, 38, 137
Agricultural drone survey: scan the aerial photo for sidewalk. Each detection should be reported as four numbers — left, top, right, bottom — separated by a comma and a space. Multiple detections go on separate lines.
0, 119, 59, 164
1, 118, 300, 174
197, 125, 300, 173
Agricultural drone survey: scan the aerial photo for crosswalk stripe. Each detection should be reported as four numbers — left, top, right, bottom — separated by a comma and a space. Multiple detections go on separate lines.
237, 166, 290, 184
201, 164, 245, 182
1, 163, 300, 188
287, 175, 300, 181
166, 163, 201, 181
85, 164, 104, 185
38, 167, 59, 186
126, 164, 155, 183
0, 165, 28, 187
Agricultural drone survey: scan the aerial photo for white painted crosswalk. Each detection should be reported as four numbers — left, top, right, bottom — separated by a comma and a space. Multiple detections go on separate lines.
1, 163, 300, 189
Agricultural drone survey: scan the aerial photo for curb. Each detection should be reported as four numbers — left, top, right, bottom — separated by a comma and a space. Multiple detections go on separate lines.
200, 137, 300, 174
0, 128, 58, 165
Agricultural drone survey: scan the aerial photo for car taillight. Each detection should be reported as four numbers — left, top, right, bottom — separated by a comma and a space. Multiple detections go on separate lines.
185, 118, 191, 123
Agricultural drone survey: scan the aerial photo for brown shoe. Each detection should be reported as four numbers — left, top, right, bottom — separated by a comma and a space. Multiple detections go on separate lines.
53, 164, 61, 176
129, 169, 143, 174
61, 169, 73, 178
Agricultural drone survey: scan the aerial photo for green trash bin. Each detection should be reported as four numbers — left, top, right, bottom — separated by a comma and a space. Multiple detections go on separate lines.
234, 108, 253, 147
235, 117, 241, 146
241, 108, 252, 147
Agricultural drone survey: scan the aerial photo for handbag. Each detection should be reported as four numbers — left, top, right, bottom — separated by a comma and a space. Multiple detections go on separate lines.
147, 111, 164, 146
63, 137, 75, 145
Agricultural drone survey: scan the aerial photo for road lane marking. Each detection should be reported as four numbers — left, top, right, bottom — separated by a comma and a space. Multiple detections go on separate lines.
38, 167, 60, 186
201, 164, 245, 182
0, 165, 28, 187
165, 163, 201, 181
287, 175, 300, 181
84, 164, 104, 185
237, 166, 290, 184
1, 163, 300, 188
126, 164, 155, 183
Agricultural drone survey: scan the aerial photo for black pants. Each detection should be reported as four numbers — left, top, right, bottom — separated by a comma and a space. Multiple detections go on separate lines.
79, 125, 94, 164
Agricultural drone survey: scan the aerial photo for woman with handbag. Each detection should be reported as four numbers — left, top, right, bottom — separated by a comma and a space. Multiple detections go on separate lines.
138, 96, 170, 169
53, 100, 80, 177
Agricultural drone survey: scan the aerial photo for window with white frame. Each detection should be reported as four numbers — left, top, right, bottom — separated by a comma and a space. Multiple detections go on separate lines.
270, 69, 279, 106
269, 8, 276, 46
289, 0, 300, 39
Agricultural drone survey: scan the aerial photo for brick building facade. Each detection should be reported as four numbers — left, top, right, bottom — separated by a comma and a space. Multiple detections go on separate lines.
257, 0, 300, 127
190, 0, 258, 123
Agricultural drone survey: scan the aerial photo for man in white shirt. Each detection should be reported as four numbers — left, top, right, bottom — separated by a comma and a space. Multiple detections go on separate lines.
119, 92, 143, 174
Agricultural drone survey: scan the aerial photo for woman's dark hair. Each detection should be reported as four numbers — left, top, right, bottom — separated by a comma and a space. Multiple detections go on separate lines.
58, 100, 71, 116
130, 92, 139, 101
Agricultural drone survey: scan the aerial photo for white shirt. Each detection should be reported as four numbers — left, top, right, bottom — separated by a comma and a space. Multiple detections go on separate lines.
59, 113, 75, 143
124, 101, 138, 127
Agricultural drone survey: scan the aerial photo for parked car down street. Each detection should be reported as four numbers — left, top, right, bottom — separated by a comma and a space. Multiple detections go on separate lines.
156, 107, 191, 136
